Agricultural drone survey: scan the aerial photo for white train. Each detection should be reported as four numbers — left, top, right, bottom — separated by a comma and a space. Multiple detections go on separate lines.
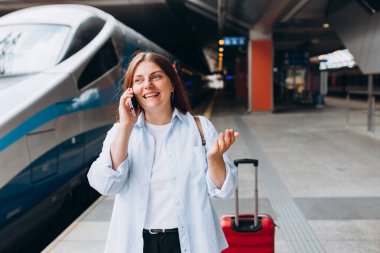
0, 4, 205, 252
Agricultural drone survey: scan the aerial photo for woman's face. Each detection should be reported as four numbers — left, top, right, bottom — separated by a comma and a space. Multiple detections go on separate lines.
132, 61, 174, 114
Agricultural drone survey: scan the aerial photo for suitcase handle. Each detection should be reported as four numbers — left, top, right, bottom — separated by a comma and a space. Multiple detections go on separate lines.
234, 158, 258, 167
233, 159, 260, 230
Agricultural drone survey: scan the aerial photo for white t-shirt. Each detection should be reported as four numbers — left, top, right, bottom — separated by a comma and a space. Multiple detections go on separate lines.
144, 122, 178, 229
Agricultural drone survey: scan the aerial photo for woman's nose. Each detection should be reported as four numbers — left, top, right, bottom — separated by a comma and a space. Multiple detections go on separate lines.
143, 79, 153, 89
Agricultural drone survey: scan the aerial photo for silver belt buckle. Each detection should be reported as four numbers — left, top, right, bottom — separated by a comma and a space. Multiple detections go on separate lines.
148, 229, 159, 234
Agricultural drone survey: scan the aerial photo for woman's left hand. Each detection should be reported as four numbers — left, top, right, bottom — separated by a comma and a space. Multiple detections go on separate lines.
207, 129, 239, 159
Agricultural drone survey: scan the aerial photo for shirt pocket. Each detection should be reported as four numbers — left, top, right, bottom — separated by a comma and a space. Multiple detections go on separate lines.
188, 145, 207, 180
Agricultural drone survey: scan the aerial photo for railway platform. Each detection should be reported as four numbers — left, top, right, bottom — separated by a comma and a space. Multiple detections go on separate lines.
43, 91, 380, 253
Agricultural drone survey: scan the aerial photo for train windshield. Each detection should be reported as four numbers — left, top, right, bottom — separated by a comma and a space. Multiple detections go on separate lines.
0, 24, 70, 75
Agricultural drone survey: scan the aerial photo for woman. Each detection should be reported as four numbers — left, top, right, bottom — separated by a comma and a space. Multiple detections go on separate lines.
88, 52, 239, 253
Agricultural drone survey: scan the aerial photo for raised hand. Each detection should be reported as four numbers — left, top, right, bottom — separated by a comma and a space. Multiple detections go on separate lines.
207, 129, 239, 159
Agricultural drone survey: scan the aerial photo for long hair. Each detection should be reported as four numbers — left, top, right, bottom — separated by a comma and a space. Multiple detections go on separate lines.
124, 51, 193, 115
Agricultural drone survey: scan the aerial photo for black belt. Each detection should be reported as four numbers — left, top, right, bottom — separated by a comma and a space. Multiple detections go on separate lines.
143, 228, 178, 234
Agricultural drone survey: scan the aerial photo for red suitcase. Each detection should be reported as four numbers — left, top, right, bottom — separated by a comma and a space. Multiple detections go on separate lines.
221, 159, 275, 253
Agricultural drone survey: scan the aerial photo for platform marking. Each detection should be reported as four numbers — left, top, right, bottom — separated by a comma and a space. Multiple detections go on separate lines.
203, 90, 218, 119
234, 115, 327, 253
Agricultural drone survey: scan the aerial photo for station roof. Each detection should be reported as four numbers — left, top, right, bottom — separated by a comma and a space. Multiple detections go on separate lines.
0, 0, 345, 74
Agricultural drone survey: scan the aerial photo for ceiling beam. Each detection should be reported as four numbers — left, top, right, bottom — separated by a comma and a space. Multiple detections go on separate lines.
185, 0, 248, 34
281, 0, 311, 22
251, 0, 294, 34
217, 0, 227, 35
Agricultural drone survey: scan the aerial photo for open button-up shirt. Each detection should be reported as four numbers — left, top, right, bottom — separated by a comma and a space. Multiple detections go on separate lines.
87, 108, 238, 253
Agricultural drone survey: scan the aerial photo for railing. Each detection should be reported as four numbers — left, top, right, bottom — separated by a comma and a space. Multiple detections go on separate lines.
346, 89, 380, 132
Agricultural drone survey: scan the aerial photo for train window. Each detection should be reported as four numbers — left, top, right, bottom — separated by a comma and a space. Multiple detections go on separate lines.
77, 39, 118, 89
0, 24, 70, 75
61, 17, 106, 61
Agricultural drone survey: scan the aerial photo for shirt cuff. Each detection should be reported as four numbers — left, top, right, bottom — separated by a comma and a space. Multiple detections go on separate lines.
206, 168, 232, 198
100, 146, 130, 177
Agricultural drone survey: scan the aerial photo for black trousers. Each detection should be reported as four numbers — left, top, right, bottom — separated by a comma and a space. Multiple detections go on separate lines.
143, 231, 181, 253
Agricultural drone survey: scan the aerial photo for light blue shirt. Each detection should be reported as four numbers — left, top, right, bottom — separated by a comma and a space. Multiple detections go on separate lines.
87, 108, 238, 253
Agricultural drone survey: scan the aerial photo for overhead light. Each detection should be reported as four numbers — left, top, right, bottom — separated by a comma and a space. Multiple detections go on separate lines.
323, 22, 330, 29
218, 53, 223, 57
219, 47, 224, 52
219, 39, 224, 46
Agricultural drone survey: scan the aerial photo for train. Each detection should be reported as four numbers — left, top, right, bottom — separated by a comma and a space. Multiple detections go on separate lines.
0, 4, 207, 252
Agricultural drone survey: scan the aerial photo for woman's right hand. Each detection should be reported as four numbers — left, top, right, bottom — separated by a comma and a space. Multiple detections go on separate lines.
119, 88, 140, 127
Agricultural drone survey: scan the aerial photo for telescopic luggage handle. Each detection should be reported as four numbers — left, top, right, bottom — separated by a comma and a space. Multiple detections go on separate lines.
233, 159, 260, 230
234, 159, 258, 167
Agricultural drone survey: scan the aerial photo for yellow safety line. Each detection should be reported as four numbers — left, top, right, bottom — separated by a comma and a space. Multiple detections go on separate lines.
203, 90, 218, 119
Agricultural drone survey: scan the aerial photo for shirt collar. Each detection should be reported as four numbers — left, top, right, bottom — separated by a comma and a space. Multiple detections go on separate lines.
136, 107, 187, 128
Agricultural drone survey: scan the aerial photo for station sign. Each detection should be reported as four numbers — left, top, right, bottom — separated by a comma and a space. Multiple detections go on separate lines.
223, 36, 246, 46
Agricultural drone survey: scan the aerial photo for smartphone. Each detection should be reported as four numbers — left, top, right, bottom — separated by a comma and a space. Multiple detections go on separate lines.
127, 96, 139, 117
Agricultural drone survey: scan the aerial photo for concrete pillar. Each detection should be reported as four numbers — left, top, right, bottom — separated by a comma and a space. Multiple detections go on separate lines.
248, 30, 273, 112
316, 71, 328, 108
367, 74, 374, 132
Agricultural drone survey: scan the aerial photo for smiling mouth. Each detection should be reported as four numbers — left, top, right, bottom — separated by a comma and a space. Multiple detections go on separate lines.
143, 92, 160, 99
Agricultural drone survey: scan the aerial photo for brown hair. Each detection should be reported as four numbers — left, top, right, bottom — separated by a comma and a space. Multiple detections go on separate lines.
124, 51, 193, 115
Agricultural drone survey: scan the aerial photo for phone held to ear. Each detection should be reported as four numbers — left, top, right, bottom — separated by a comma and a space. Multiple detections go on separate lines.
127, 96, 139, 117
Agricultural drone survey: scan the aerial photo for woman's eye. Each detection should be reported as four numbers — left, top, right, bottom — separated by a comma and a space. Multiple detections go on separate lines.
152, 74, 161, 80
134, 78, 142, 84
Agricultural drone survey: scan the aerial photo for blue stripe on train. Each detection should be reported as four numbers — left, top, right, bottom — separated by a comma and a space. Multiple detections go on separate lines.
0, 85, 119, 152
